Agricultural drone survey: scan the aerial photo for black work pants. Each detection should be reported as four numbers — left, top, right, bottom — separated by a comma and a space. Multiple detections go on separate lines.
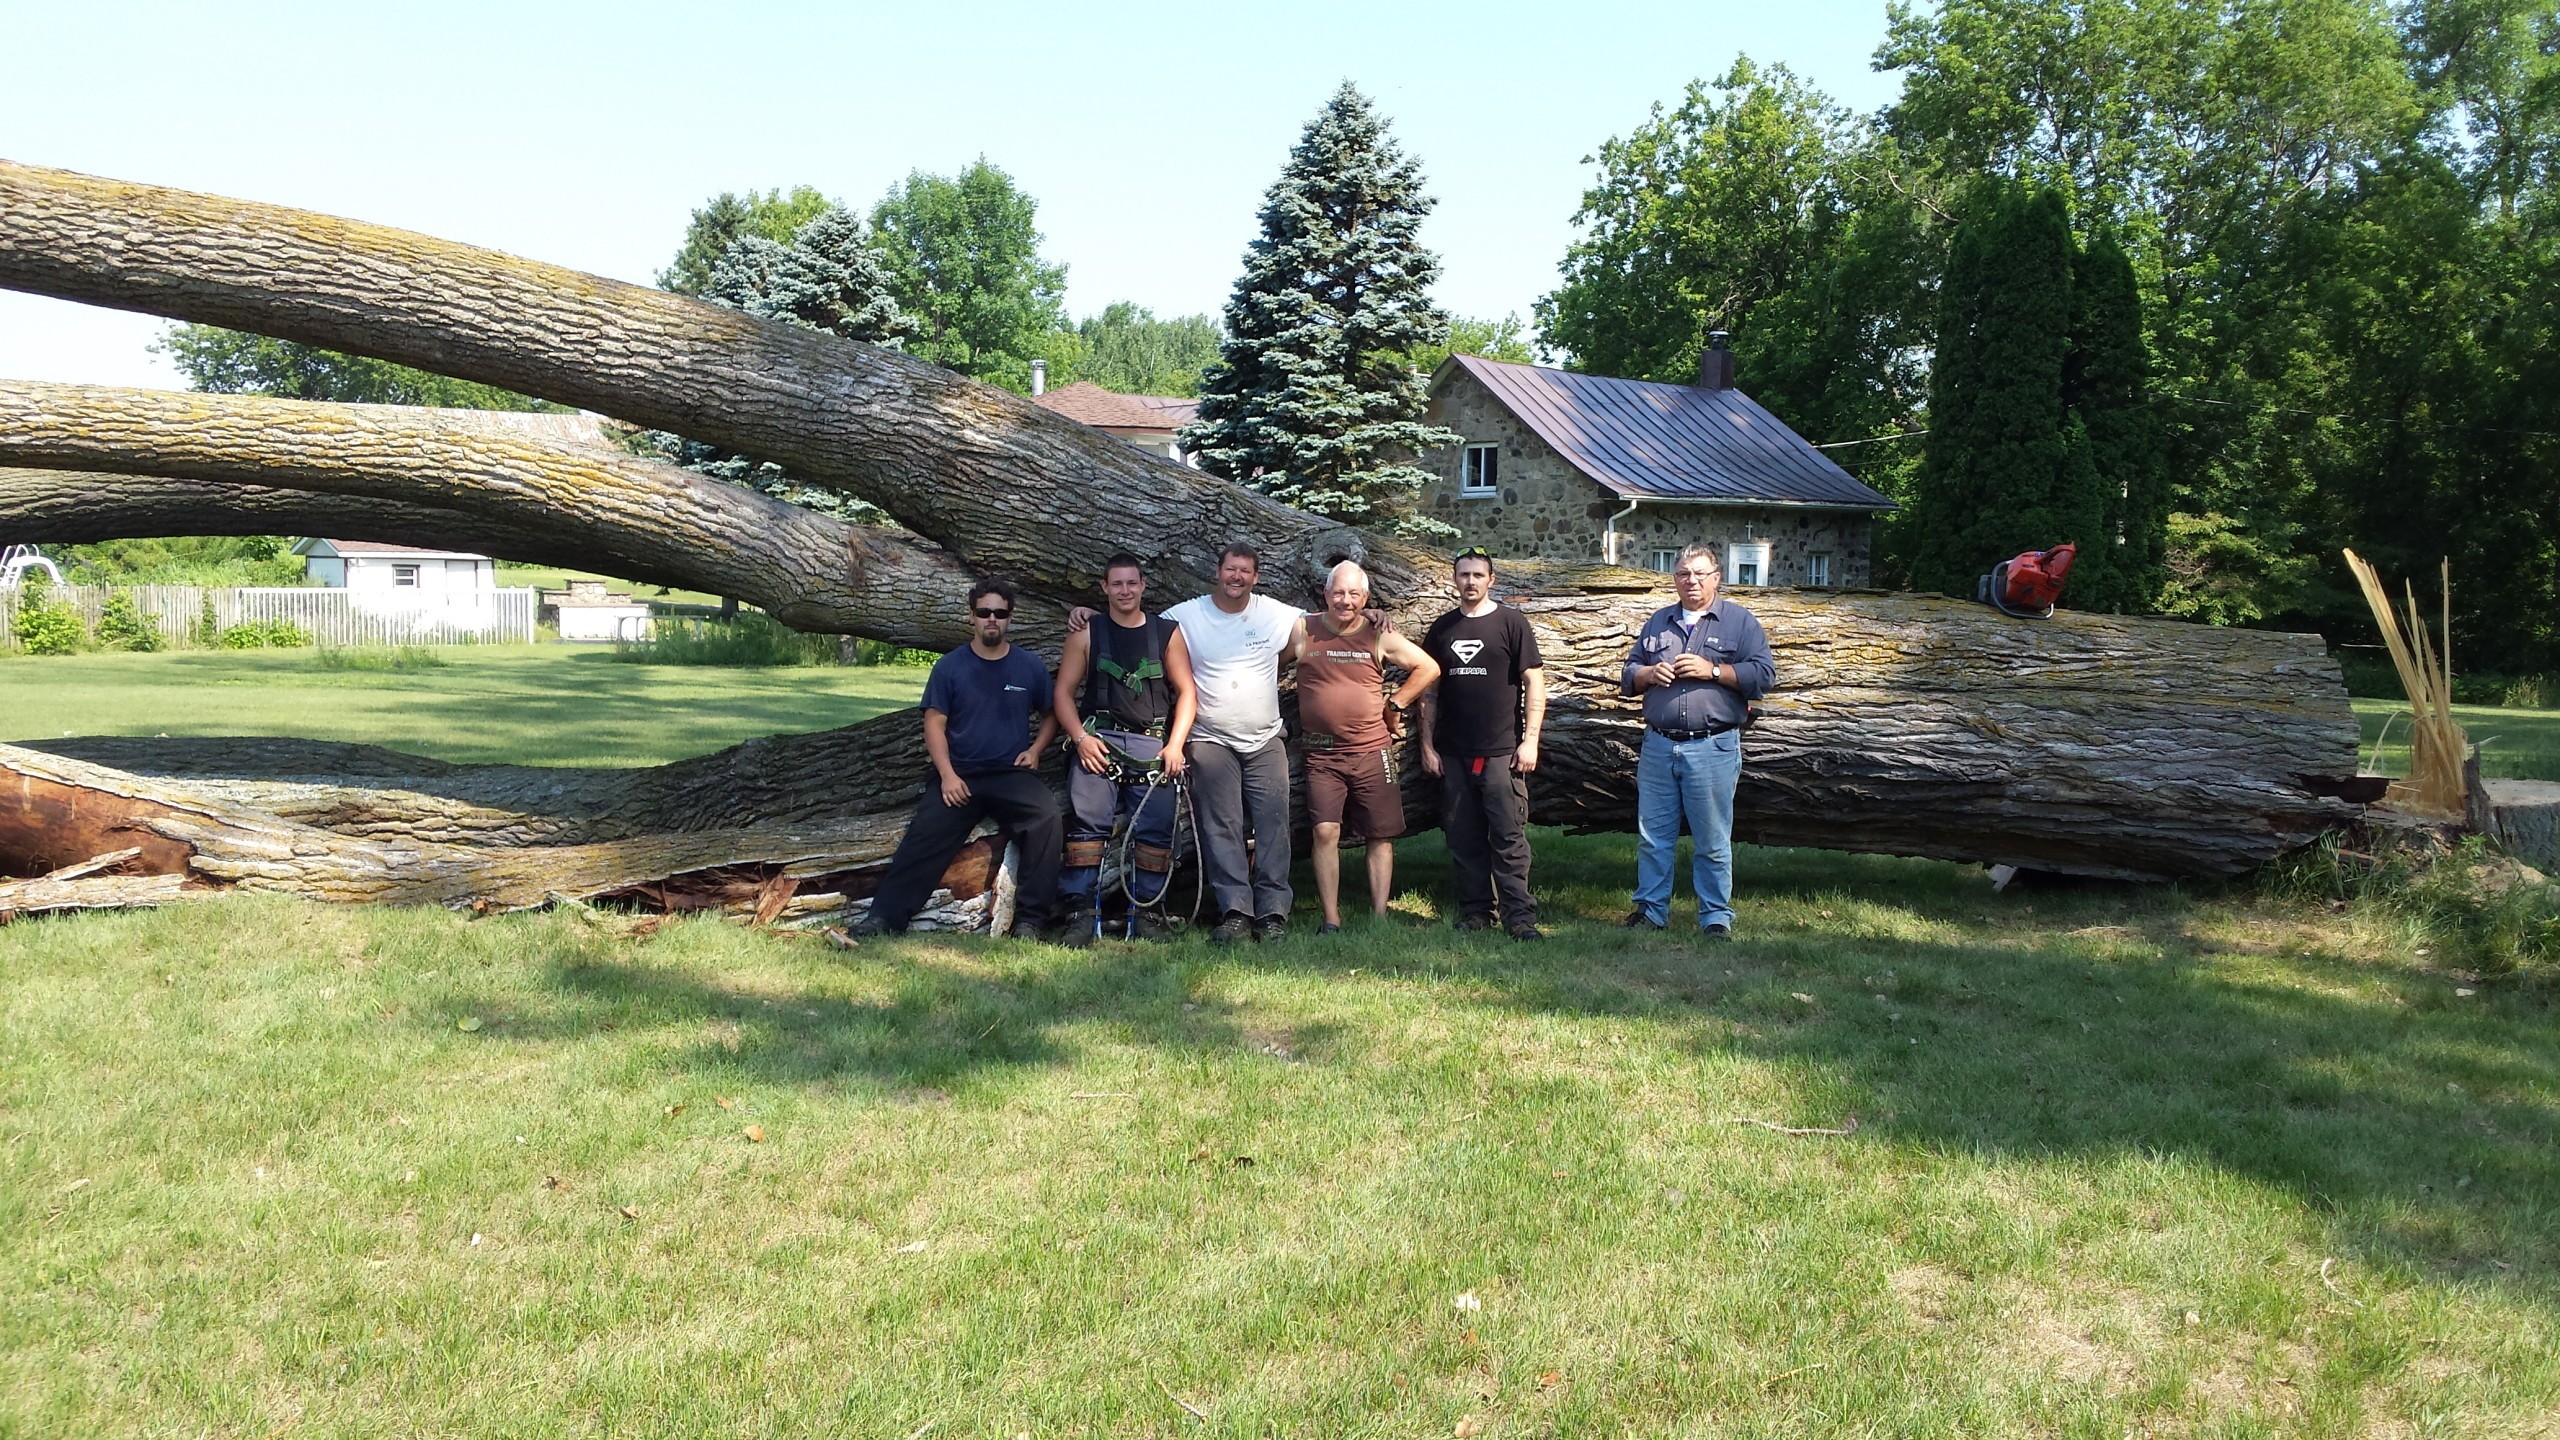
1441, 753, 1535, 926
868, 768, 1062, 932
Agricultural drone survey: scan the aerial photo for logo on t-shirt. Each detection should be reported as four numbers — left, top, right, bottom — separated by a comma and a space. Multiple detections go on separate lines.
1449, 639, 1484, 664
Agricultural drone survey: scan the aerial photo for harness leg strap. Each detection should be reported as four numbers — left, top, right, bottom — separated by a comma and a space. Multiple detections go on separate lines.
1063, 838, 1109, 870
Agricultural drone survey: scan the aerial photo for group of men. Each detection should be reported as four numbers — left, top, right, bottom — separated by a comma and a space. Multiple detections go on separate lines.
849, 540, 1772, 945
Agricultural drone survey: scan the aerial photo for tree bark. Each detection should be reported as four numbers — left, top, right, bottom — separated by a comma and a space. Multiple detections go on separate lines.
0, 742, 1002, 917
0, 385, 1045, 649
0, 158, 1385, 602
0, 159, 2370, 884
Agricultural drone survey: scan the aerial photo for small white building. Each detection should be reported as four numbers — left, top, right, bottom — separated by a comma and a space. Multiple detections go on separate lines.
294, 539, 497, 597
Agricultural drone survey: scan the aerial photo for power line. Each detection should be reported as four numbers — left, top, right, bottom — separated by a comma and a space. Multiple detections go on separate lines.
1812, 429, 1928, 450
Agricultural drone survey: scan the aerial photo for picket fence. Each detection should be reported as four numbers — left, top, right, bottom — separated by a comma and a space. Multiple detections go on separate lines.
0, 585, 538, 649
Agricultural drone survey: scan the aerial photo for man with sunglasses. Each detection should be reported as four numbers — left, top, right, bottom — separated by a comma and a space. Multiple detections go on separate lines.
1620, 542, 1774, 939
852, 578, 1072, 941
1418, 546, 1547, 940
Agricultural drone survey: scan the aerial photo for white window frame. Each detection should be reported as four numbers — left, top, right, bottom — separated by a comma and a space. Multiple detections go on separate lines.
1458, 444, 1500, 497
391, 563, 421, 588
1648, 547, 1680, 574
1807, 553, 1834, 587
1726, 542, 1771, 588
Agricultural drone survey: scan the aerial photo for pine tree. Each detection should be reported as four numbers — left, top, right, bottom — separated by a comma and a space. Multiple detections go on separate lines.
1181, 84, 1461, 533
1903, 184, 2101, 597
2063, 230, 2166, 613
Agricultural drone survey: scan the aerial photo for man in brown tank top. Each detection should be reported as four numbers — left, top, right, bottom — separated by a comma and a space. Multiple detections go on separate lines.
1294, 561, 1441, 932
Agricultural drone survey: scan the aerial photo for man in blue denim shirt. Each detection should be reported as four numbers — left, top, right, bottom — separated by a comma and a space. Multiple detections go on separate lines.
1619, 543, 1776, 939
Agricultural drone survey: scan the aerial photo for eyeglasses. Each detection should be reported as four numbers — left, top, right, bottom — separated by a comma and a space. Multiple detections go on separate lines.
1452, 546, 1493, 563
973, 607, 1011, 619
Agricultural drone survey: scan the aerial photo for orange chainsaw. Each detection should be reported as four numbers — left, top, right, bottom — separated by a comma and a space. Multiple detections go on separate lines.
1977, 542, 2077, 618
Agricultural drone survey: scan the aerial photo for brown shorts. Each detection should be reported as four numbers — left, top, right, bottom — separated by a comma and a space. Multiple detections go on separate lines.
1305, 746, 1405, 841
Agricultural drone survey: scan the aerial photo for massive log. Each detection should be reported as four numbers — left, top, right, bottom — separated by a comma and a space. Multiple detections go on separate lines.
0, 158, 2369, 886
0, 158, 1383, 601
0, 385, 1044, 649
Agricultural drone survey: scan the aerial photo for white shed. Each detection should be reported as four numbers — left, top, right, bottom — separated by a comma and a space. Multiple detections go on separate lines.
293, 539, 497, 596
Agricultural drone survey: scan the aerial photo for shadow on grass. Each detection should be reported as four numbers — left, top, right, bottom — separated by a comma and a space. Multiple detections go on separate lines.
439, 831, 2559, 1301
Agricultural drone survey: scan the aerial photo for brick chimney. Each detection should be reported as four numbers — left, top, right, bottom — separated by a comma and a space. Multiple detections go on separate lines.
1696, 330, 1736, 390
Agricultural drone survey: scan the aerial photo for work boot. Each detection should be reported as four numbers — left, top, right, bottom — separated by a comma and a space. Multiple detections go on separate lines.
1453, 915, 1493, 933
1254, 914, 1289, 943
845, 914, 888, 939
1621, 909, 1666, 931
1130, 908, 1172, 942
1209, 912, 1253, 945
1508, 922, 1546, 942
1047, 907, 1097, 949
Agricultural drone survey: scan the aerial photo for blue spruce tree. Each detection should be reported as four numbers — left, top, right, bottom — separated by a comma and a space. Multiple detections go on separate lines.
1181, 84, 1461, 534
660, 206, 913, 520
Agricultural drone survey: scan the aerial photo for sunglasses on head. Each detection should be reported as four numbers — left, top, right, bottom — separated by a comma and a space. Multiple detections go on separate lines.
1452, 546, 1493, 563
974, 606, 1011, 619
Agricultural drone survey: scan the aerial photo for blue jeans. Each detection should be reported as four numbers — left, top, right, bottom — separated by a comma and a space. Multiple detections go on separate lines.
1632, 728, 1741, 930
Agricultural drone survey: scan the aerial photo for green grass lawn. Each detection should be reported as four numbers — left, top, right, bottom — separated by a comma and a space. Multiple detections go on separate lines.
0, 648, 924, 767
2355, 697, 2560, 783
4, 654, 2556, 1434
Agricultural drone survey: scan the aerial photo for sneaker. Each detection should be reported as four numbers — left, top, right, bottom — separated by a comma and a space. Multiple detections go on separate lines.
1508, 923, 1546, 942
1702, 922, 1733, 942
1453, 915, 1493, 933
1621, 909, 1667, 930
1317, 921, 1342, 935
1254, 914, 1289, 943
1209, 912, 1253, 945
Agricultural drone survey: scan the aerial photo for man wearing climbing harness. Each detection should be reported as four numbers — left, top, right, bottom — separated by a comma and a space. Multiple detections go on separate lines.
1295, 560, 1440, 932
1051, 552, 1198, 941
1418, 547, 1548, 941
1620, 542, 1774, 940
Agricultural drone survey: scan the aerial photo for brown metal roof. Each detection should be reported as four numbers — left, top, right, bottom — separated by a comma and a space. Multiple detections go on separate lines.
1440, 355, 1894, 510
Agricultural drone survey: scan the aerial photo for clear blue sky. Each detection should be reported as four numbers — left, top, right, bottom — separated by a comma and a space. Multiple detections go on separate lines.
0, 0, 1907, 389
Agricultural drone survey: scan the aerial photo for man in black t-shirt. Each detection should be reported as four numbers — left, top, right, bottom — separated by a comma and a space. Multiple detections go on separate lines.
852, 578, 1070, 941
1418, 547, 1548, 940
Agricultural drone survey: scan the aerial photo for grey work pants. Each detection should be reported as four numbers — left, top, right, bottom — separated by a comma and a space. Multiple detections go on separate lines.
1185, 734, 1293, 920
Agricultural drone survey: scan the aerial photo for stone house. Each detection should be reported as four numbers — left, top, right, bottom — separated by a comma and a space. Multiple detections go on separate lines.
1416, 342, 1894, 587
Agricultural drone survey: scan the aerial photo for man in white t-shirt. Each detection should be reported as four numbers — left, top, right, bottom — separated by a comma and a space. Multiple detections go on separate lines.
1163, 542, 1303, 942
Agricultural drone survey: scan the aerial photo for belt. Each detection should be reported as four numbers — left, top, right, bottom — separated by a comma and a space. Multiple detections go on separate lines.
1097, 717, 1168, 740
1649, 721, 1739, 742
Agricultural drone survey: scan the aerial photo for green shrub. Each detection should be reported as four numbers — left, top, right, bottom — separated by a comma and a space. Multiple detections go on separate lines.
9, 575, 83, 655
315, 645, 448, 672
94, 591, 164, 652
217, 618, 312, 650
192, 597, 222, 649
610, 613, 894, 667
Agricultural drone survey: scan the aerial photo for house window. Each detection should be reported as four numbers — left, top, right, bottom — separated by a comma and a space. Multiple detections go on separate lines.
1459, 444, 1499, 496
1648, 548, 1680, 574
1726, 542, 1771, 587
1807, 553, 1834, 587
392, 564, 420, 587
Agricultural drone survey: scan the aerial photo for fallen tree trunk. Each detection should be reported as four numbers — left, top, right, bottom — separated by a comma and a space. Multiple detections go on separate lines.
0, 385, 1042, 649
0, 158, 1381, 601
0, 159, 2368, 884
0, 742, 1004, 917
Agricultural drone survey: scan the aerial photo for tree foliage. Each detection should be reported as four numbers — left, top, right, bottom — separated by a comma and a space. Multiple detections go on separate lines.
869, 161, 1068, 390
1403, 313, 1536, 374
1544, 0, 2560, 670
1183, 84, 1461, 533
658, 186, 833, 296
158, 326, 548, 410
1059, 303, 1223, 396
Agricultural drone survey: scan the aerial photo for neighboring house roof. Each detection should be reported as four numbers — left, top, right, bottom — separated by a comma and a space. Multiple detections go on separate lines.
292, 538, 493, 561
1435, 355, 1894, 511
1033, 381, 1192, 434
